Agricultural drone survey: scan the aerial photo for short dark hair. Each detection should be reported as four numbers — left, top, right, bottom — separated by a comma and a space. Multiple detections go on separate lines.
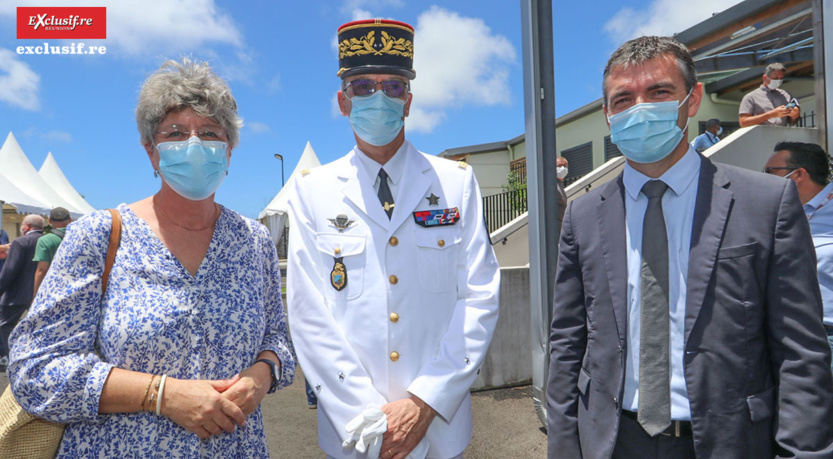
705, 118, 720, 129
775, 141, 831, 186
49, 207, 70, 221
603, 36, 697, 107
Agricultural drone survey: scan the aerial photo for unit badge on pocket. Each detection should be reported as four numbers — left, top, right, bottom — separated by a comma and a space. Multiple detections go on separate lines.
331, 257, 347, 291
413, 207, 459, 227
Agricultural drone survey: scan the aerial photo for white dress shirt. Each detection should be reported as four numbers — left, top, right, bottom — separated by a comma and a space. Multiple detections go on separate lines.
622, 146, 701, 421
806, 181, 833, 326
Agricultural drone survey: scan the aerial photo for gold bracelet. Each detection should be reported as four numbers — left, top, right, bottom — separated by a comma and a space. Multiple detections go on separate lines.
140, 375, 155, 411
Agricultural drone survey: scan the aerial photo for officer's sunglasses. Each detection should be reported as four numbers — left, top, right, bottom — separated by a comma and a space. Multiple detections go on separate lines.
343, 79, 409, 99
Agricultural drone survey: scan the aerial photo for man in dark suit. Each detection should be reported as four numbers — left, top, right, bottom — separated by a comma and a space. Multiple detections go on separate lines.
547, 36, 833, 458
0, 214, 44, 371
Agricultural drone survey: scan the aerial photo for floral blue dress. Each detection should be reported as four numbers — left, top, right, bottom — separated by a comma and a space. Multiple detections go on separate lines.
9, 204, 296, 458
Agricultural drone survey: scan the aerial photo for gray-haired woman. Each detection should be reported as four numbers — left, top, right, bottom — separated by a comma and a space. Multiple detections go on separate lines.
9, 58, 295, 457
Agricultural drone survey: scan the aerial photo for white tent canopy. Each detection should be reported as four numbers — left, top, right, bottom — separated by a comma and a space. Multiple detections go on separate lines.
0, 132, 86, 219
0, 172, 51, 215
258, 141, 322, 243
39, 152, 97, 215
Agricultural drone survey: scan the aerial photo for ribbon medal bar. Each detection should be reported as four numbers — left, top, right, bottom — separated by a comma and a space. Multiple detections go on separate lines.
413, 207, 459, 227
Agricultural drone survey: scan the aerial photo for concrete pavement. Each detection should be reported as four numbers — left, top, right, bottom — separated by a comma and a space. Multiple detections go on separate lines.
0, 370, 547, 458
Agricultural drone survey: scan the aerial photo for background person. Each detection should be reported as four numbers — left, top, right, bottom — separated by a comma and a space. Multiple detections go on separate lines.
288, 19, 500, 458
547, 36, 833, 459
764, 141, 833, 368
556, 156, 569, 224
690, 118, 721, 153
738, 62, 800, 127
0, 214, 43, 372
32, 206, 72, 298
9, 58, 296, 457
0, 228, 9, 272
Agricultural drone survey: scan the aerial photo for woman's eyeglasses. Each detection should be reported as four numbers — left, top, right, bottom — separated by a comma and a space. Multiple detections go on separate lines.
156, 125, 227, 142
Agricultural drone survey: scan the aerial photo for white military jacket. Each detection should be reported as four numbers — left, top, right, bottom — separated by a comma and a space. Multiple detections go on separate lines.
287, 141, 500, 458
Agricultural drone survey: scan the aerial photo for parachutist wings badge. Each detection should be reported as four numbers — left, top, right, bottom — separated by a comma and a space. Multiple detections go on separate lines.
328, 214, 355, 232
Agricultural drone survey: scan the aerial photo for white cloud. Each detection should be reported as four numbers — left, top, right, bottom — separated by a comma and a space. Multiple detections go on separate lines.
1, 0, 243, 57
351, 9, 373, 21
406, 106, 444, 133
0, 49, 40, 111
604, 0, 745, 45
408, 6, 516, 133
20, 127, 72, 142
267, 73, 282, 94
331, 94, 343, 118
45, 131, 73, 142
340, 0, 404, 16
248, 122, 271, 134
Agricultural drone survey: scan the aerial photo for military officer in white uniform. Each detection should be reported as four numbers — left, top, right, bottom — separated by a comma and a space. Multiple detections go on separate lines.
287, 19, 500, 458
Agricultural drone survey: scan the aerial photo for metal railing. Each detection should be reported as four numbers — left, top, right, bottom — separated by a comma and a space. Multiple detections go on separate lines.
798, 110, 816, 128
483, 188, 528, 233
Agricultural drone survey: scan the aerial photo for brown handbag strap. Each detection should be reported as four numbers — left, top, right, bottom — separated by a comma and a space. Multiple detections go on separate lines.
102, 209, 122, 296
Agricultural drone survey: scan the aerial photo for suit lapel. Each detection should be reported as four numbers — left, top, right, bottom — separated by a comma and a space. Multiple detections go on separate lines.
340, 152, 391, 229
598, 176, 628, 345
388, 146, 430, 233
685, 157, 733, 342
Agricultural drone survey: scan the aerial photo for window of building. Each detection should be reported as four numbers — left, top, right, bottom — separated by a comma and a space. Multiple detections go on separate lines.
604, 135, 622, 161
561, 141, 593, 186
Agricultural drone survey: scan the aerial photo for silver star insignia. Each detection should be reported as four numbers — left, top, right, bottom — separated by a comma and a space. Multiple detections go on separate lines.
426, 193, 440, 205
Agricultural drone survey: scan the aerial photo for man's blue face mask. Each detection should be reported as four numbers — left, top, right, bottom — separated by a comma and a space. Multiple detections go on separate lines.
348, 91, 406, 147
607, 88, 693, 164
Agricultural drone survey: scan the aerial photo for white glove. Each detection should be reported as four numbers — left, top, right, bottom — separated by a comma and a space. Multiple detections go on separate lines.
343, 404, 387, 458
343, 404, 430, 459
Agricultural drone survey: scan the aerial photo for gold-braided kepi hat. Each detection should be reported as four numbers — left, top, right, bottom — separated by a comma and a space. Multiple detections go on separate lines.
337, 19, 416, 80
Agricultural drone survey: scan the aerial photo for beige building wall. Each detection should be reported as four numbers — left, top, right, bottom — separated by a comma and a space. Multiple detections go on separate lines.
466, 150, 513, 197
449, 84, 820, 200
518, 94, 769, 172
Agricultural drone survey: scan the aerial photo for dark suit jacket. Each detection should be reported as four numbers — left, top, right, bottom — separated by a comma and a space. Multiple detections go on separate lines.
547, 155, 833, 458
0, 230, 43, 311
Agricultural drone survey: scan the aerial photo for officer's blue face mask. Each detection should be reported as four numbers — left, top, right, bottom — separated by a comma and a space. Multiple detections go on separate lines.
607, 88, 693, 164
156, 136, 229, 201
348, 91, 406, 147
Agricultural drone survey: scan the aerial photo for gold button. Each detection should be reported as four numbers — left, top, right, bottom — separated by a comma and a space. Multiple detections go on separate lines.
389, 236, 398, 246
438, 239, 445, 247
334, 247, 341, 255
389, 275, 398, 284
390, 312, 399, 323
390, 351, 400, 362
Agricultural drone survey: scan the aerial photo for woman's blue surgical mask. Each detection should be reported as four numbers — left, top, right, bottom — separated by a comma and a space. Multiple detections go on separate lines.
348, 91, 406, 146
608, 89, 693, 164
156, 136, 228, 201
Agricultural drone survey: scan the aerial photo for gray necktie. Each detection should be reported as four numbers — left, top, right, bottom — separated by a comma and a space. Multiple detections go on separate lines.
378, 168, 394, 219
638, 179, 671, 436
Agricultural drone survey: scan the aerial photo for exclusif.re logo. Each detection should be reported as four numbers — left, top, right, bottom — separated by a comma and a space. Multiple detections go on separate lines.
17, 7, 106, 39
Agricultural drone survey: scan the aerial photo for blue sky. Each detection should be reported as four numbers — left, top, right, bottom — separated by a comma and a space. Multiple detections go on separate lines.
0, 0, 741, 219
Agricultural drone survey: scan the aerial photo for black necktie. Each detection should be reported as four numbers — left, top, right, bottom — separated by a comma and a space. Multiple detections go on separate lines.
638, 179, 671, 436
377, 168, 394, 219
